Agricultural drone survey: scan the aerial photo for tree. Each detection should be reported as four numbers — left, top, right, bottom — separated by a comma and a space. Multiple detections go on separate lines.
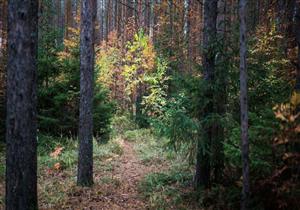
168, 0, 174, 39
65, 0, 73, 39
295, 0, 300, 106
77, 0, 97, 186
195, 0, 218, 189
212, 0, 226, 183
239, 0, 249, 209
6, 0, 38, 209
149, 0, 154, 41
183, 0, 191, 72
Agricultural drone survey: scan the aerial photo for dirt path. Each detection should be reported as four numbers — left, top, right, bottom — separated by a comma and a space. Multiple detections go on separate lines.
61, 140, 161, 210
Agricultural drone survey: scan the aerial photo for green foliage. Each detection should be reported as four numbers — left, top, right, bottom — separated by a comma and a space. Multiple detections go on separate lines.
37, 25, 115, 140
111, 113, 137, 136
139, 164, 193, 210
93, 86, 116, 143
142, 57, 169, 118
223, 22, 291, 180
225, 109, 278, 179
248, 23, 292, 111
37, 134, 123, 172
94, 139, 124, 160
124, 129, 152, 142
130, 128, 171, 165
142, 68, 202, 161
122, 30, 155, 98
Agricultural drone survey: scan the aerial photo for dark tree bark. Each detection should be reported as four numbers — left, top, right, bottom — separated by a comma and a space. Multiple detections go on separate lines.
239, 0, 250, 209
295, 0, 300, 97
285, 0, 296, 55
65, 0, 73, 38
212, 0, 226, 183
168, 0, 174, 39
112, 0, 118, 31
77, 0, 97, 187
6, 0, 38, 209
195, 0, 218, 189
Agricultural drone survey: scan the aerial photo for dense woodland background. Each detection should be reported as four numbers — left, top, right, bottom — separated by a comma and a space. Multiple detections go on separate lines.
0, 0, 300, 209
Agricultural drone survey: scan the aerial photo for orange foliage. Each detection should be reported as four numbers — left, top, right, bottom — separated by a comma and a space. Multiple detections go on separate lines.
50, 146, 64, 159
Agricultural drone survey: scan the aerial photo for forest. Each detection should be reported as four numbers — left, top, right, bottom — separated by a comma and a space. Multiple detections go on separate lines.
0, 0, 299, 209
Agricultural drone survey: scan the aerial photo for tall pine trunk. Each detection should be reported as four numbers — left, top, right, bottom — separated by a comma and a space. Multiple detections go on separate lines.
212, 0, 226, 183
295, 0, 300, 99
195, 0, 218, 189
149, 0, 154, 41
239, 0, 249, 209
183, 0, 191, 72
6, 0, 38, 209
168, 0, 174, 39
77, 0, 97, 187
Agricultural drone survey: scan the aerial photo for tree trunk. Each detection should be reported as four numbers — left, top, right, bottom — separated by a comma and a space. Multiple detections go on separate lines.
212, 0, 226, 183
65, 0, 73, 38
239, 0, 250, 209
195, 0, 218, 189
149, 0, 154, 41
133, 0, 138, 28
112, 0, 118, 31
71, 0, 78, 27
295, 0, 300, 99
183, 0, 190, 43
104, 0, 109, 40
77, 0, 97, 187
184, 0, 191, 72
55, 0, 64, 43
99, 0, 105, 42
6, 0, 38, 209
168, 0, 174, 39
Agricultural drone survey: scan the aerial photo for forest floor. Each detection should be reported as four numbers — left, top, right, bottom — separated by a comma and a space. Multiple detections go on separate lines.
0, 126, 199, 210
53, 139, 170, 210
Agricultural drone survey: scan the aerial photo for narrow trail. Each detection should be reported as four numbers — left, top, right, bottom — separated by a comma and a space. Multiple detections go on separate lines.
62, 140, 165, 210
101, 140, 149, 209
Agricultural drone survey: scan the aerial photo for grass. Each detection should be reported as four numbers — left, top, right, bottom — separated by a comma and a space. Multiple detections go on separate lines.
0, 134, 124, 209
123, 128, 172, 165
139, 163, 194, 210
110, 113, 137, 137
121, 128, 199, 210
0, 116, 201, 209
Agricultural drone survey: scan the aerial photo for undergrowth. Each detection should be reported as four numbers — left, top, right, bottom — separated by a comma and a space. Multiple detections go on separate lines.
139, 163, 194, 210
0, 134, 124, 209
123, 128, 198, 210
